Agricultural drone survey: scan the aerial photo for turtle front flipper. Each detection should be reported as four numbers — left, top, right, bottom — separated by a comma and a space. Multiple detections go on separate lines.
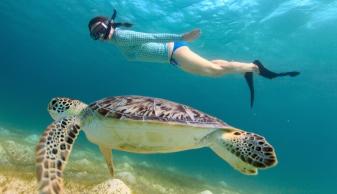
208, 129, 277, 175
35, 116, 81, 194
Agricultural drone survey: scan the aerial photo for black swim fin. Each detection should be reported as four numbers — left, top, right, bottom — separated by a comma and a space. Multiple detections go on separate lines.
244, 72, 255, 108
253, 60, 300, 79
245, 60, 300, 108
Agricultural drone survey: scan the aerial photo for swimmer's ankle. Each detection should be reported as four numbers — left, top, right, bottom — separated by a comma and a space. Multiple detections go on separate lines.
233, 62, 258, 73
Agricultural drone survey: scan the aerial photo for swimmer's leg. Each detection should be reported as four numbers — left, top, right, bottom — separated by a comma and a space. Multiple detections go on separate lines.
173, 47, 257, 76
211, 60, 259, 74
173, 48, 300, 108
173, 47, 259, 107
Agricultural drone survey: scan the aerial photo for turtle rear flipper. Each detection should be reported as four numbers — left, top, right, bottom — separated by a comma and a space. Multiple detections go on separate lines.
208, 129, 277, 175
35, 116, 81, 194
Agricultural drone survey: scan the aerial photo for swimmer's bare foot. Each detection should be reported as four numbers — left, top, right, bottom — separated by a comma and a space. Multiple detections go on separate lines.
242, 62, 259, 73
251, 63, 260, 73
233, 62, 259, 73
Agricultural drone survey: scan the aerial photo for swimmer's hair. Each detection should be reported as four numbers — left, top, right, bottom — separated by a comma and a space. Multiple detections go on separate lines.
88, 16, 108, 31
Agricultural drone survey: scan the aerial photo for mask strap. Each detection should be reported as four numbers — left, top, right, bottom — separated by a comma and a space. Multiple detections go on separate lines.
103, 9, 117, 40
112, 22, 133, 28
103, 22, 112, 40
103, 9, 133, 40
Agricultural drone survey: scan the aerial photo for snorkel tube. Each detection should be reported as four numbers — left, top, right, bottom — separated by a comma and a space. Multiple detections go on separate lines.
103, 9, 133, 40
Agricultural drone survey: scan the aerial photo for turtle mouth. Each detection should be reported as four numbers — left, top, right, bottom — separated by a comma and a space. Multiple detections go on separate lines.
48, 103, 54, 110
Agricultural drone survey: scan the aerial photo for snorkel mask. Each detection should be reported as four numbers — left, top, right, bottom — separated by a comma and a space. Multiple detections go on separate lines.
89, 9, 132, 40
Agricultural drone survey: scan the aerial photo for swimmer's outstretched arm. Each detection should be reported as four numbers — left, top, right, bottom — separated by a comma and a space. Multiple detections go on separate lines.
110, 29, 200, 45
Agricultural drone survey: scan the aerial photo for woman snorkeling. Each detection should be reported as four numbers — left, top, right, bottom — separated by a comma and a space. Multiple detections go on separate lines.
88, 9, 300, 107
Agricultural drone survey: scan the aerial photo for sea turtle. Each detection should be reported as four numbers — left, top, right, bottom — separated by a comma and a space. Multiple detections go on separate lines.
36, 96, 277, 193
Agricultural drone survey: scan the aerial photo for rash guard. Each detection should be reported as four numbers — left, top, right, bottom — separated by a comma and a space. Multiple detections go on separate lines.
110, 29, 184, 63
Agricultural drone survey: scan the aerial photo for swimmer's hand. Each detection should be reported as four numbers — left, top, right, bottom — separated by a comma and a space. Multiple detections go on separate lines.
183, 29, 201, 42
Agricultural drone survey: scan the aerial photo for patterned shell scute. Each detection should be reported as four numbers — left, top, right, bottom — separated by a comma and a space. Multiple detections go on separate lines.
89, 96, 229, 128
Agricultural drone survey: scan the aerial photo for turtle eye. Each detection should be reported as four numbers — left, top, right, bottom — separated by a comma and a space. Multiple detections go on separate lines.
51, 100, 57, 105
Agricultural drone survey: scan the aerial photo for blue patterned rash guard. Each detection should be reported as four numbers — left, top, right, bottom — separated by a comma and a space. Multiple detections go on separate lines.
110, 29, 184, 63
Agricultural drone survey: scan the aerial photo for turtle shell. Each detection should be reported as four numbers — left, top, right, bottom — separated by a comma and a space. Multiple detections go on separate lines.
89, 96, 230, 128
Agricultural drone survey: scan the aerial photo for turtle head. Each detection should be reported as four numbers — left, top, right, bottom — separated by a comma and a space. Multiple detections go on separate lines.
209, 129, 277, 175
48, 97, 88, 120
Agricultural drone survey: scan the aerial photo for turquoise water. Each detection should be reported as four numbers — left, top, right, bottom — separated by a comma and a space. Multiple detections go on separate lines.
0, 0, 337, 193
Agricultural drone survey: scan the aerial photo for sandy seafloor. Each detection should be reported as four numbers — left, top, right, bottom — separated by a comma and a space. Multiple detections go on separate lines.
0, 126, 243, 194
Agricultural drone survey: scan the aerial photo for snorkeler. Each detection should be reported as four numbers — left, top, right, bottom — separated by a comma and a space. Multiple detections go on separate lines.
88, 9, 300, 107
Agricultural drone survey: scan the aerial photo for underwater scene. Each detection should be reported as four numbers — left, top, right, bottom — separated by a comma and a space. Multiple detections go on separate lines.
0, 0, 337, 193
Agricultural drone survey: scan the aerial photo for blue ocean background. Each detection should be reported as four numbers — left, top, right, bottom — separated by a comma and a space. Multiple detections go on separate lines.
0, 0, 336, 193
